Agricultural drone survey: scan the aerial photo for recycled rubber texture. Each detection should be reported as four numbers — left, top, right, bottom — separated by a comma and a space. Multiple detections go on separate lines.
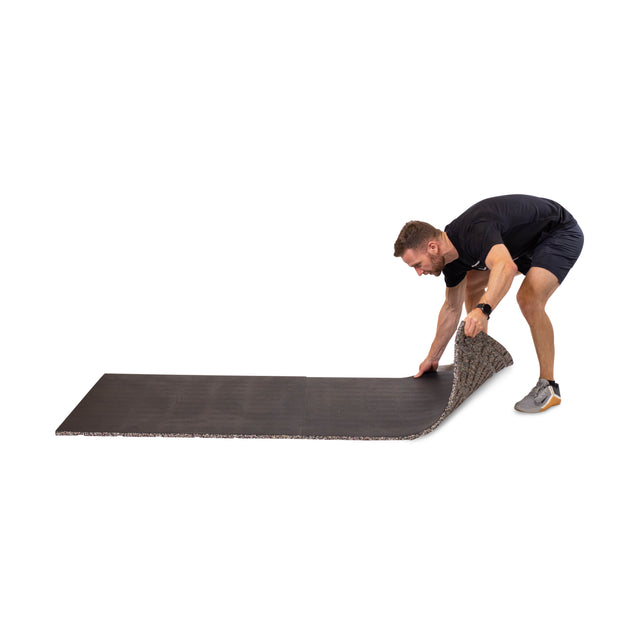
55, 323, 512, 440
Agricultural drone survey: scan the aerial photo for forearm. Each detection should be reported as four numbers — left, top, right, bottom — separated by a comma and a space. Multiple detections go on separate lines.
428, 302, 461, 361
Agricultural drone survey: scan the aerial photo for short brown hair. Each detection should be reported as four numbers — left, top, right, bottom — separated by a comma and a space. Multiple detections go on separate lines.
393, 221, 442, 257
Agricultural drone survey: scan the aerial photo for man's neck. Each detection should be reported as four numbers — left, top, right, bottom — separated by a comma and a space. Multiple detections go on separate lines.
441, 232, 459, 265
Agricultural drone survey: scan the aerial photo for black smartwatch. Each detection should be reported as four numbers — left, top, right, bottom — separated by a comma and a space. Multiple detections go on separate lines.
476, 303, 492, 317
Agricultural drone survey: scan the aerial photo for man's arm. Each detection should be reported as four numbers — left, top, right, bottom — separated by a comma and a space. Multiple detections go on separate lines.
464, 243, 518, 338
414, 278, 466, 377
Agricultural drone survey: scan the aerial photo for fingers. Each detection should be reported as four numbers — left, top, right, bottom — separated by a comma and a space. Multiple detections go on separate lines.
463, 316, 483, 338
464, 319, 475, 337
415, 361, 438, 377
464, 322, 472, 337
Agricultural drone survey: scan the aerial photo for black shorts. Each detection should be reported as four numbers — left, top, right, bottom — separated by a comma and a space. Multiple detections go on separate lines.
513, 221, 584, 284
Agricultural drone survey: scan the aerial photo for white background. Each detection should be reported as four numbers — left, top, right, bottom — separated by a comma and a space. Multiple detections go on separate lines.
2, 1, 638, 638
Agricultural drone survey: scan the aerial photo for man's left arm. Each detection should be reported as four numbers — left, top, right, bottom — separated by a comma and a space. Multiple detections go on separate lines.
464, 244, 519, 337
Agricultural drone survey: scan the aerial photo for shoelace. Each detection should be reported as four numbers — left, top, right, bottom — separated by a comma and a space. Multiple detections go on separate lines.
533, 380, 550, 405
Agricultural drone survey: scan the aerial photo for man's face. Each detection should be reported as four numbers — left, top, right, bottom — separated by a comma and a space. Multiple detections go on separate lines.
402, 244, 445, 277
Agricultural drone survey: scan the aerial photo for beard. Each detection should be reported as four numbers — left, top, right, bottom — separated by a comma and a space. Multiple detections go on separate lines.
432, 254, 446, 276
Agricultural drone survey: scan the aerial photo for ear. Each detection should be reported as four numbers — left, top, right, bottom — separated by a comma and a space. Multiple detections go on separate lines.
427, 240, 439, 255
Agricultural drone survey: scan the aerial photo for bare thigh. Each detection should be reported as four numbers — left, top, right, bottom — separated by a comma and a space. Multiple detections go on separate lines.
517, 266, 560, 312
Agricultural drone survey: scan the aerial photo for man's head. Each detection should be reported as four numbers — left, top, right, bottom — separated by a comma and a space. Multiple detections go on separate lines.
394, 221, 446, 277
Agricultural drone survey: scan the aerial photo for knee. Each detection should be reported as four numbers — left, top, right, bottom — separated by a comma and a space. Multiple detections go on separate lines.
517, 286, 543, 320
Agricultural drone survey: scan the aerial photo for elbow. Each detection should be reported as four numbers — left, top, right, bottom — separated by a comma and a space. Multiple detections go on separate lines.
493, 258, 518, 280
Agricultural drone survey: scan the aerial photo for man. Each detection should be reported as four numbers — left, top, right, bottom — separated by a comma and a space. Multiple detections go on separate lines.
394, 194, 584, 413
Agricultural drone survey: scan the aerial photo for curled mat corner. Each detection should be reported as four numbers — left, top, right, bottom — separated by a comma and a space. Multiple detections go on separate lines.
56, 322, 512, 440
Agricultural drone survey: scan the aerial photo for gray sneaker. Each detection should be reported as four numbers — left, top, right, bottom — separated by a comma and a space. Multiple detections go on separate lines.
514, 379, 561, 413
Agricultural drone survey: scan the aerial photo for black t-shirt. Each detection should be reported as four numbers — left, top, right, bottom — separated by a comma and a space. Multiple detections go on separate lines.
443, 194, 576, 287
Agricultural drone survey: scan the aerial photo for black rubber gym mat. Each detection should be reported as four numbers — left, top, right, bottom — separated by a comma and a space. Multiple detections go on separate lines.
55, 323, 512, 440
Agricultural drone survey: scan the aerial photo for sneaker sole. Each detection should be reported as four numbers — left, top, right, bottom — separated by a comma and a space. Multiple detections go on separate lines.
514, 393, 561, 413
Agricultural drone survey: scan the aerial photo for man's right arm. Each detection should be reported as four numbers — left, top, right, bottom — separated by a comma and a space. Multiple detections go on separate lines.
414, 278, 466, 378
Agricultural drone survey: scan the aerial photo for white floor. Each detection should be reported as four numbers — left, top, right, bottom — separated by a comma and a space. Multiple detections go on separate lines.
2, 2, 638, 638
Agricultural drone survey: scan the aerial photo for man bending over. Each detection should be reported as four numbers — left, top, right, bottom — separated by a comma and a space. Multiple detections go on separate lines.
394, 194, 584, 413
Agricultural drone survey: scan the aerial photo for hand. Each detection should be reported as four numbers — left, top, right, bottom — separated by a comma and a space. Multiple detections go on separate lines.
464, 307, 489, 338
414, 357, 439, 378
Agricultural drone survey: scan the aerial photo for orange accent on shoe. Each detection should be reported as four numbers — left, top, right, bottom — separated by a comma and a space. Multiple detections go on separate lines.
539, 394, 561, 412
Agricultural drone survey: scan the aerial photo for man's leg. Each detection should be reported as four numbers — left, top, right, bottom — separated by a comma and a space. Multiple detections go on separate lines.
465, 270, 490, 314
514, 221, 583, 412
516, 267, 560, 380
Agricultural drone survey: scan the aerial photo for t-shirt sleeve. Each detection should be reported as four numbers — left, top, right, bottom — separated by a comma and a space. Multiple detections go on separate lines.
444, 261, 468, 288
